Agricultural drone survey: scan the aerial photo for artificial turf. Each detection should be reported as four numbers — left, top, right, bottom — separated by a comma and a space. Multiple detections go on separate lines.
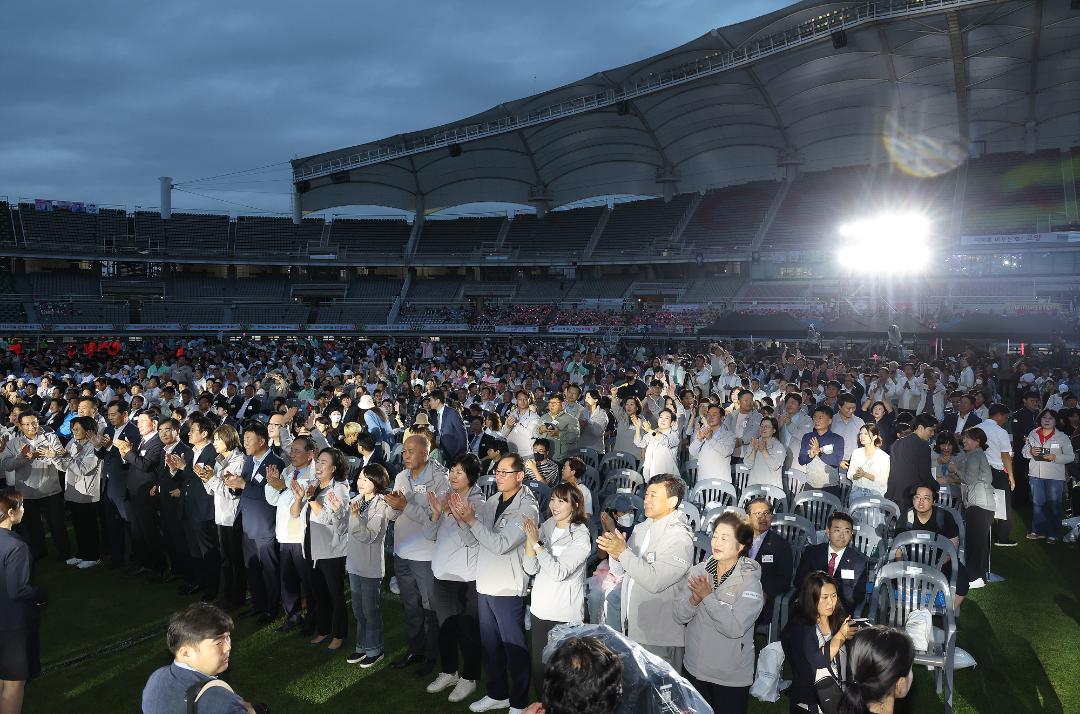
23, 508, 1080, 713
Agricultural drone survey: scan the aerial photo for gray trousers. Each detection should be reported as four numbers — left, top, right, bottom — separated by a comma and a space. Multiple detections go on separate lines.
641, 643, 684, 674
394, 555, 439, 661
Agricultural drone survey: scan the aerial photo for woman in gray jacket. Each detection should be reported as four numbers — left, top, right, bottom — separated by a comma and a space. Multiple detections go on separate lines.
959, 427, 995, 588
1021, 409, 1075, 543
423, 454, 485, 704
345, 463, 393, 668
290, 447, 350, 652
57, 416, 102, 568
672, 511, 763, 714
522, 481, 591, 700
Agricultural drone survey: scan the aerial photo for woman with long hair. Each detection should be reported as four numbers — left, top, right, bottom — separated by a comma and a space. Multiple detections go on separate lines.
609, 393, 648, 456
781, 571, 859, 713
847, 424, 891, 500
746, 417, 786, 489
522, 482, 591, 701
930, 431, 964, 486
839, 626, 915, 714
290, 447, 350, 652
501, 390, 539, 456
577, 389, 609, 456
959, 427, 995, 589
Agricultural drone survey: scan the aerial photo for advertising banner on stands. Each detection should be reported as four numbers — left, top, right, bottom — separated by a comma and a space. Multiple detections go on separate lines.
53, 324, 113, 332
0, 323, 43, 331
960, 232, 1080, 246
246, 324, 300, 332
363, 324, 413, 331
125, 323, 182, 331
425, 324, 471, 331
188, 324, 242, 331
304, 324, 357, 332
549, 326, 600, 334
494, 325, 539, 333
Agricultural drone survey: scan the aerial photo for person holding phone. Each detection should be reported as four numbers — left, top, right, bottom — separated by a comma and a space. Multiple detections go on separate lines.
1021, 409, 1074, 543
781, 571, 859, 714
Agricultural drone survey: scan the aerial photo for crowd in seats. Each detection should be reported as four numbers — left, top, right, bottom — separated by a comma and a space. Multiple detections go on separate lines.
626, 308, 723, 330
549, 308, 627, 326
397, 304, 470, 324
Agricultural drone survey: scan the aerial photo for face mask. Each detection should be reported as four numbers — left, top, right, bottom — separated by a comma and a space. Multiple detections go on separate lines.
617, 513, 635, 527
535, 453, 546, 462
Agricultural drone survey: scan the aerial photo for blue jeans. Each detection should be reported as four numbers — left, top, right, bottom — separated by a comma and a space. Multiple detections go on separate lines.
1030, 478, 1064, 538
348, 574, 384, 656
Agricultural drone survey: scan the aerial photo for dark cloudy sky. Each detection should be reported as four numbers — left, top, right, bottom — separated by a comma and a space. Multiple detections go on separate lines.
1, 0, 790, 217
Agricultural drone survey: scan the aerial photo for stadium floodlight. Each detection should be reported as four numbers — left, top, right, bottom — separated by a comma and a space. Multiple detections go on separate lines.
836, 212, 931, 273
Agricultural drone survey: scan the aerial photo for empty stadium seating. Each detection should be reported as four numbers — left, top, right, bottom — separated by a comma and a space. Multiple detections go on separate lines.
346, 277, 402, 300
140, 302, 228, 324
36, 301, 127, 325
19, 204, 120, 252
682, 182, 779, 252
18, 271, 101, 298
135, 212, 229, 256
405, 277, 463, 302
597, 194, 692, 254
232, 303, 310, 324
502, 207, 602, 256
317, 303, 392, 324
234, 216, 324, 256
415, 217, 503, 256
564, 276, 633, 300
961, 150, 1065, 235
680, 276, 747, 302
0, 203, 15, 248
328, 218, 411, 257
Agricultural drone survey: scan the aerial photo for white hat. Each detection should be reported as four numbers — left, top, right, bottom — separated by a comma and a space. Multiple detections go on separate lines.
358, 395, 376, 409
1060, 383, 1069, 393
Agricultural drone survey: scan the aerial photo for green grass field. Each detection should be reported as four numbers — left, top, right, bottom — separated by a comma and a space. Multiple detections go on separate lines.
24, 509, 1080, 713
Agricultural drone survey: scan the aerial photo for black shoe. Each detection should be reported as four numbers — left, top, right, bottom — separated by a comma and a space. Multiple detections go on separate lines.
413, 659, 436, 678
359, 652, 384, 669
994, 539, 1018, 547
177, 583, 201, 596
275, 620, 299, 633
390, 653, 423, 669
256, 613, 276, 626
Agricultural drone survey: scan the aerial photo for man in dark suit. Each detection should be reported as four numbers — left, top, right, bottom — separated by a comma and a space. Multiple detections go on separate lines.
939, 393, 981, 436
141, 603, 255, 714
223, 421, 285, 625
429, 389, 467, 459
179, 414, 221, 600
157, 418, 195, 593
885, 413, 939, 507
99, 399, 141, 568
116, 411, 166, 580
746, 497, 794, 625
233, 384, 262, 421
794, 511, 869, 613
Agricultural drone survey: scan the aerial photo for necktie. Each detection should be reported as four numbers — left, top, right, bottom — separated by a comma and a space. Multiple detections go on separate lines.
828, 552, 837, 576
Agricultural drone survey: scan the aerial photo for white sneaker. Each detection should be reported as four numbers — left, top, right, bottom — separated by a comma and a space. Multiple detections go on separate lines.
65, 557, 82, 566
469, 695, 510, 712
968, 578, 985, 589
77, 560, 100, 569
510, 709, 524, 714
389, 576, 400, 595
427, 672, 459, 693
449, 679, 476, 703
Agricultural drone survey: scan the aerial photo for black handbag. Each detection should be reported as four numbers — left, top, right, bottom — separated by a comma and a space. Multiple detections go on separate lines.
814, 645, 845, 714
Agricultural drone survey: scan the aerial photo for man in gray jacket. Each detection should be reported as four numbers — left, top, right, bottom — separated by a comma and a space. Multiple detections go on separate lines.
450, 453, 539, 714
597, 473, 693, 671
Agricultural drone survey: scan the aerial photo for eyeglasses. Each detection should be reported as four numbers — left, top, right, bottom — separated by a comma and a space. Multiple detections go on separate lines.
495, 469, 523, 476
912, 495, 934, 502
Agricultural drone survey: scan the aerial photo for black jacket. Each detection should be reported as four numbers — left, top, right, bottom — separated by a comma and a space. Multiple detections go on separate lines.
0, 529, 47, 631
885, 433, 936, 506
122, 433, 165, 494
940, 411, 982, 436
794, 542, 869, 613
754, 528, 794, 602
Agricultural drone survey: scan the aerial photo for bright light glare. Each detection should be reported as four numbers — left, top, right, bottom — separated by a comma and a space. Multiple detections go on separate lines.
836, 212, 931, 273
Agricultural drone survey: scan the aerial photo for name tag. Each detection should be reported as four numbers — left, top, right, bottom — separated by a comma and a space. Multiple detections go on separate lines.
498, 517, 507, 529
822, 444, 834, 455
140, 450, 147, 456
414, 484, 428, 494
646, 552, 656, 564
762, 555, 774, 563
552, 545, 565, 557
841, 568, 855, 580
254, 474, 264, 484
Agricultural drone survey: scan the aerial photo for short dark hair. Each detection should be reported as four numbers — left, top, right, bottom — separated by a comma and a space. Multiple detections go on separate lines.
914, 413, 938, 429
429, 389, 446, 403
499, 453, 525, 474
564, 457, 587, 481
71, 415, 98, 434
355, 432, 376, 452
166, 603, 234, 656
106, 398, 129, 414
189, 414, 214, 439
541, 636, 623, 714
647, 473, 685, 506
962, 426, 988, 450
294, 434, 317, 453
359, 463, 389, 494
811, 404, 834, 418
488, 438, 509, 455
988, 403, 1010, 417
449, 453, 482, 486
244, 421, 269, 444
837, 393, 857, 407
532, 437, 552, 452
827, 511, 855, 530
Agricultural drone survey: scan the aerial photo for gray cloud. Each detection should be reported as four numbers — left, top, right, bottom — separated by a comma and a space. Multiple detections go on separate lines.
1, 0, 789, 215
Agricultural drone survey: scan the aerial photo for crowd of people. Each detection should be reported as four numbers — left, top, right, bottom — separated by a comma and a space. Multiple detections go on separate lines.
0, 334, 1077, 714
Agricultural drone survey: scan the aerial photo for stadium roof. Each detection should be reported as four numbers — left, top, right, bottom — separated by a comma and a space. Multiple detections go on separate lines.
293, 0, 1080, 214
